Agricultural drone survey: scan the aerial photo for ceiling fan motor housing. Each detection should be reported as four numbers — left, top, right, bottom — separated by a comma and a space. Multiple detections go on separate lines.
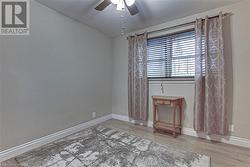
95, 0, 138, 16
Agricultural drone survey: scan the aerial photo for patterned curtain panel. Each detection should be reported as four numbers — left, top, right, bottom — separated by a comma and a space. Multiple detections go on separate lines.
194, 13, 228, 135
128, 33, 148, 125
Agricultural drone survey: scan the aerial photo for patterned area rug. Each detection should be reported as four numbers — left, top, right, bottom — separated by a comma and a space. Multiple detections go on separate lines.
13, 126, 210, 167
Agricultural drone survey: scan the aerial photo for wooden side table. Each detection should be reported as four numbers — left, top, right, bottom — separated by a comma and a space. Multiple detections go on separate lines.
152, 96, 184, 138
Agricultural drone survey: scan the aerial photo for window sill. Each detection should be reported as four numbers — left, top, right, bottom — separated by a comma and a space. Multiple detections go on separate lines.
148, 78, 195, 84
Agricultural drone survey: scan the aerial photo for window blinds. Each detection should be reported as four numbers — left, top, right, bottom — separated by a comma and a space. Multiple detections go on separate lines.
147, 29, 196, 78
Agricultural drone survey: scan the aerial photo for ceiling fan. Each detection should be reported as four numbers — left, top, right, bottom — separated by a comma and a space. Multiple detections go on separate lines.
95, 0, 139, 16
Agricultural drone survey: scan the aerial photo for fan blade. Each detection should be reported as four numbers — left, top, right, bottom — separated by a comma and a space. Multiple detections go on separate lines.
95, 0, 111, 11
125, 3, 139, 15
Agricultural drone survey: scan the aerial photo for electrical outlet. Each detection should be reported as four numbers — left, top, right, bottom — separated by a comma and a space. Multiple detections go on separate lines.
92, 112, 96, 118
229, 124, 234, 132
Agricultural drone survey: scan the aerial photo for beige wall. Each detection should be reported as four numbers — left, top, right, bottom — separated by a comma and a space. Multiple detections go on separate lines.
111, 0, 250, 139
0, 0, 112, 151
248, 0, 250, 139
247, 0, 250, 137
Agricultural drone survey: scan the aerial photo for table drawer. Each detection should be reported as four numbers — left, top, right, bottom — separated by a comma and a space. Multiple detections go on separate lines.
154, 100, 171, 105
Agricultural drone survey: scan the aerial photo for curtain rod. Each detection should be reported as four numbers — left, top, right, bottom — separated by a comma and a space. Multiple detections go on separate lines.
127, 12, 232, 39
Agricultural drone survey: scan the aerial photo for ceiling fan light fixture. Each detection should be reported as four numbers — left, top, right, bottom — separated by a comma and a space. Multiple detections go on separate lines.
116, 0, 125, 10
111, 0, 119, 4
125, 0, 135, 6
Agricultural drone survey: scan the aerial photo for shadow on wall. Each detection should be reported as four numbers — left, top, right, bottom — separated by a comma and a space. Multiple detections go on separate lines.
182, 99, 187, 125
153, 98, 187, 126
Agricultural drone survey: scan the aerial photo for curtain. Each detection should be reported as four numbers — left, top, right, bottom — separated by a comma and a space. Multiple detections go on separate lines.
194, 13, 228, 135
128, 33, 148, 125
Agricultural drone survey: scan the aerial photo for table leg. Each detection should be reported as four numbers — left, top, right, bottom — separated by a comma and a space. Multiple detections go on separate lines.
155, 105, 159, 133
173, 106, 176, 138
156, 105, 159, 121
180, 100, 182, 134
153, 103, 156, 133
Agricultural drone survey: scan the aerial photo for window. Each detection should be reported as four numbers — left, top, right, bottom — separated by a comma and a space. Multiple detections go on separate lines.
147, 29, 195, 79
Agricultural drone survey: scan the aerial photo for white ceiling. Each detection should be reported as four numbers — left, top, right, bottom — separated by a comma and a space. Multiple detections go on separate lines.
35, 0, 241, 37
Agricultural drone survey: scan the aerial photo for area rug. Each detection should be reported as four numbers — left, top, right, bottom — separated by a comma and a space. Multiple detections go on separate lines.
14, 126, 210, 167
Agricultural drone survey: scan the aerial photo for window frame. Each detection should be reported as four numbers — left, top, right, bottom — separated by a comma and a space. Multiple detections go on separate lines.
147, 28, 195, 81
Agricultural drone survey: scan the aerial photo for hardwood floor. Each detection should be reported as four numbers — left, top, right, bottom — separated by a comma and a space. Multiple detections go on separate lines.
1, 119, 250, 167
102, 120, 250, 167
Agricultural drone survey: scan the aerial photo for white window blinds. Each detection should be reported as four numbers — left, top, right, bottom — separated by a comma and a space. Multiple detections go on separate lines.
147, 29, 195, 79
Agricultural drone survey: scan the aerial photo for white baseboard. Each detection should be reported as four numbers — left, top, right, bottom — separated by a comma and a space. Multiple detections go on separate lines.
111, 114, 250, 148
112, 114, 154, 127
1, 113, 249, 162
182, 127, 250, 148
112, 114, 130, 122
0, 114, 112, 162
